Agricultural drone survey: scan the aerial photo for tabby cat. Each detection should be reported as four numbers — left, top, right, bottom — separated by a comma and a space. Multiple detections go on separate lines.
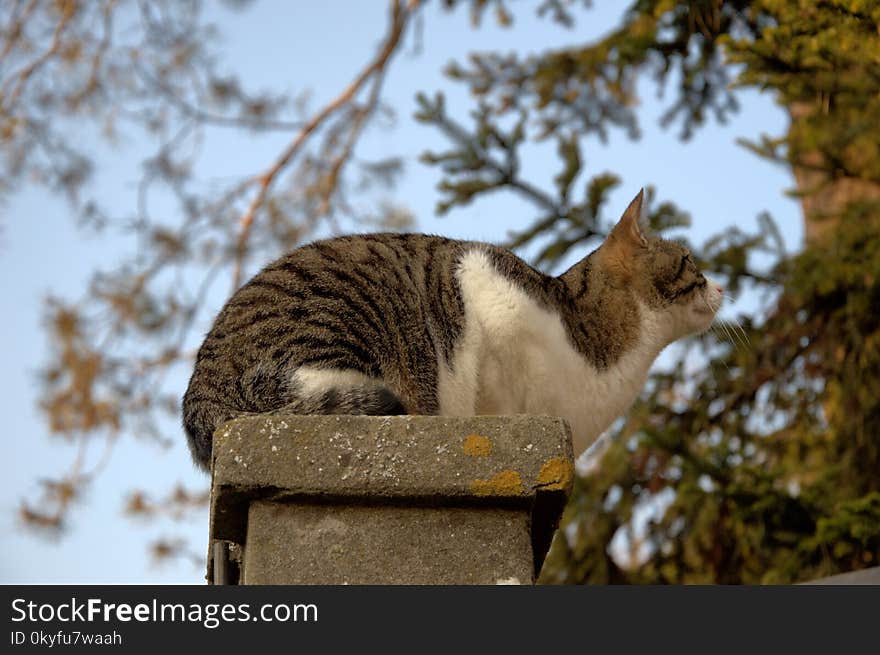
183, 190, 722, 470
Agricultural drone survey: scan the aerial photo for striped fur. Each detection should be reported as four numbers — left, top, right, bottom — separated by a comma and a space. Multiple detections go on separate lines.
183, 191, 722, 469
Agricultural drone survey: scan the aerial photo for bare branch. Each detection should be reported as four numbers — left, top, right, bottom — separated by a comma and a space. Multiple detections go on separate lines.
2, 0, 75, 116
230, 0, 421, 289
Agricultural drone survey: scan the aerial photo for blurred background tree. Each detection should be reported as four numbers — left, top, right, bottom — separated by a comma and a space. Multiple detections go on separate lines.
3, 0, 419, 563
4, 0, 878, 581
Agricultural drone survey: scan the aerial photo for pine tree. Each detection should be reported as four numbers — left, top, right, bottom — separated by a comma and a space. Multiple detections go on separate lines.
419, 0, 880, 583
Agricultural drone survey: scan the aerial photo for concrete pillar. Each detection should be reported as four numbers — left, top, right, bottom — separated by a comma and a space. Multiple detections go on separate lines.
207, 415, 573, 585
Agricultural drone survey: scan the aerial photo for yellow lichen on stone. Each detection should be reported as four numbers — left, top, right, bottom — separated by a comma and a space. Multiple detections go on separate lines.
536, 457, 574, 492
471, 470, 524, 496
463, 433, 492, 457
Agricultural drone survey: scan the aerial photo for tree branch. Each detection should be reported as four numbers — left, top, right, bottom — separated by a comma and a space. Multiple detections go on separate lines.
231, 0, 420, 290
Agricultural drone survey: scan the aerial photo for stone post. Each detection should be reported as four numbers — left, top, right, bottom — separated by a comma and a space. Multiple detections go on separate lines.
207, 415, 573, 585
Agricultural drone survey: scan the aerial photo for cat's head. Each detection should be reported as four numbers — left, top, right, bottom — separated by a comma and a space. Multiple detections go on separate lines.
596, 189, 722, 338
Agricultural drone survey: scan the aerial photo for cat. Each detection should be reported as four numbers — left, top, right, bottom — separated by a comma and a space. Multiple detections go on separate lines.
182, 190, 722, 470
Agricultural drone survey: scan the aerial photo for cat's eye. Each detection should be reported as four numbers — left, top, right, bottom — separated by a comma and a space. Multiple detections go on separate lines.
675, 254, 689, 278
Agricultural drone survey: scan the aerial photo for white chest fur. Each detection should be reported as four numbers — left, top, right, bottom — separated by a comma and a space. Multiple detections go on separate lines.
437, 249, 668, 457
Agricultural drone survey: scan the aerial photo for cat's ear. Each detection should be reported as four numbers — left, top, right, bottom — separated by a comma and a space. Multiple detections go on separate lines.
610, 189, 648, 249
598, 189, 647, 277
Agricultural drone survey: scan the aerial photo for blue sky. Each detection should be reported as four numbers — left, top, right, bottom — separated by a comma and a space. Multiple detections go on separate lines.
1, 1, 800, 583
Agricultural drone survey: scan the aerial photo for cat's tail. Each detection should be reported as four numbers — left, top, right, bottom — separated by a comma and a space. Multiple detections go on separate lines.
276, 385, 407, 417
182, 379, 408, 472
182, 388, 246, 472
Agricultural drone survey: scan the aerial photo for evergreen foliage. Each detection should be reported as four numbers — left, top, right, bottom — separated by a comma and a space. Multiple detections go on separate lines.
419, 0, 880, 583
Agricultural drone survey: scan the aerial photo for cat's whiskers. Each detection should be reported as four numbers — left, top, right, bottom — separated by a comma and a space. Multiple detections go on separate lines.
732, 320, 751, 348
718, 321, 738, 348
708, 324, 733, 373
705, 295, 748, 351
719, 293, 752, 348
726, 320, 749, 350
719, 318, 739, 347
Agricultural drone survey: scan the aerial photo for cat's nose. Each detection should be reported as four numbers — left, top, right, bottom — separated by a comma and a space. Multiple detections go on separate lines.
715, 284, 724, 294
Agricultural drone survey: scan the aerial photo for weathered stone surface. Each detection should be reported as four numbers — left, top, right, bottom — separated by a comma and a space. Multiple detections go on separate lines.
213, 414, 572, 500
242, 501, 533, 585
208, 414, 574, 585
